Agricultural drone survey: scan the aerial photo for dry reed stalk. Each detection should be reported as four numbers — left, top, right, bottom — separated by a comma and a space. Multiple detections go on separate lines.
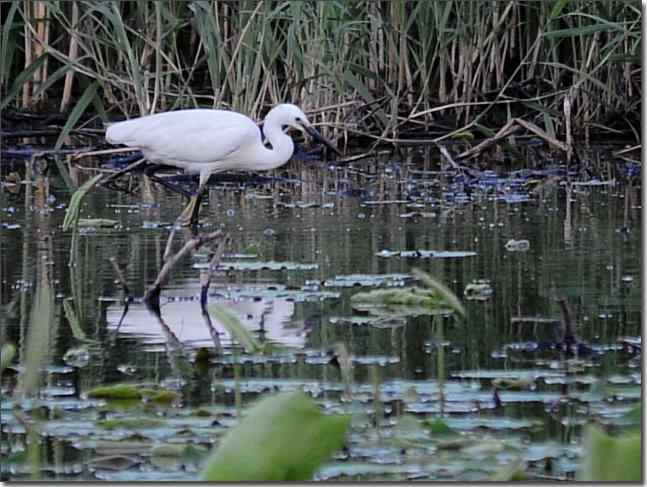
21, 0, 33, 108
60, 1, 79, 112
34, 1, 48, 105
20, 1, 50, 109
1, 0, 639, 143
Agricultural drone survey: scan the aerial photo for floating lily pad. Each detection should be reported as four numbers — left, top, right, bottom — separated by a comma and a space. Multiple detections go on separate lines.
98, 417, 165, 430
423, 418, 457, 436
87, 384, 143, 400
324, 273, 411, 288
345, 274, 459, 320
328, 315, 407, 328
504, 239, 530, 252
489, 460, 528, 481
464, 281, 493, 301
201, 261, 318, 272
376, 249, 477, 259
492, 377, 534, 390
437, 438, 472, 450
87, 384, 180, 404
151, 443, 209, 461
87, 454, 143, 471
78, 218, 118, 228
222, 285, 340, 302
350, 287, 450, 311
351, 303, 451, 318
146, 390, 182, 405
452, 369, 565, 381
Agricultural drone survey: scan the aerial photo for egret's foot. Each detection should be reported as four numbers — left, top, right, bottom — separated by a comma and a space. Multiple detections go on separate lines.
175, 194, 202, 227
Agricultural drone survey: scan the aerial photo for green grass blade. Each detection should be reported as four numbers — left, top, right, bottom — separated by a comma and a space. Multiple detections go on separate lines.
209, 304, 263, 353
412, 268, 466, 319
0, 343, 16, 376
16, 273, 55, 398
31, 64, 73, 101
342, 69, 388, 129
548, 0, 570, 20
62, 174, 104, 231
543, 22, 625, 39
55, 80, 99, 150
0, 54, 47, 110
0, 0, 19, 85
63, 298, 88, 341
577, 426, 641, 481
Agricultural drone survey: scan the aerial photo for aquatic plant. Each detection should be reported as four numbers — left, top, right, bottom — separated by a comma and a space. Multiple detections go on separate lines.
350, 269, 466, 319
0, 343, 16, 376
201, 390, 350, 481
2, 1, 639, 141
577, 426, 641, 481
87, 383, 181, 404
209, 304, 265, 354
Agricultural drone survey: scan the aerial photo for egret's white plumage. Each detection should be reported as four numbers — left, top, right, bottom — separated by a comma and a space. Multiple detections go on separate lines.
106, 103, 339, 225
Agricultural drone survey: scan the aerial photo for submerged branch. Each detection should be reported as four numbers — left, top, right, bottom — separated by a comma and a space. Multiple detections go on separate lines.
144, 230, 224, 313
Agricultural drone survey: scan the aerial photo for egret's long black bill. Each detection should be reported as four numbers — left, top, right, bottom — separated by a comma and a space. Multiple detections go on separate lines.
303, 125, 342, 156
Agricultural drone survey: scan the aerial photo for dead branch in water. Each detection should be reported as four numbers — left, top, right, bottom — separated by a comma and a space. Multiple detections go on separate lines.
143, 230, 224, 314
457, 118, 570, 161
199, 234, 231, 352
109, 257, 132, 332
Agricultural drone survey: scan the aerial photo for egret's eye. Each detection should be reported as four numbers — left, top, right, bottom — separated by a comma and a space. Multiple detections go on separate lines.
295, 117, 302, 124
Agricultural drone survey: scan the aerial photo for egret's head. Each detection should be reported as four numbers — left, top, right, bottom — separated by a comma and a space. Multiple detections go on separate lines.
267, 103, 341, 156
268, 103, 311, 134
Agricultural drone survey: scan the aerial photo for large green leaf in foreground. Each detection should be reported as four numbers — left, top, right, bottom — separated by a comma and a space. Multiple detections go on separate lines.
577, 425, 641, 481
201, 391, 350, 481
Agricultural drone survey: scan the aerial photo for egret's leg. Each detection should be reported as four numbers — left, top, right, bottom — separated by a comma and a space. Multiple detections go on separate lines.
175, 193, 203, 226
174, 171, 211, 227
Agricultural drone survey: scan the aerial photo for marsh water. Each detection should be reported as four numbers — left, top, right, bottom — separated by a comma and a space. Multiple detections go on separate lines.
0, 148, 642, 481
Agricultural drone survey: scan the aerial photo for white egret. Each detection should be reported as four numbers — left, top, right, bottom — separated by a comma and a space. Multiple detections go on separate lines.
106, 104, 340, 225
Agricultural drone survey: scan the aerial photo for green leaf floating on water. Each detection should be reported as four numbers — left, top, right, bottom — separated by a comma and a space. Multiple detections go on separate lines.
98, 417, 165, 430
201, 391, 350, 481
577, 425, 641, 481
87, 384, 142, 400
350, 270, 465, 319
77, 218, 118, 228
351, 287, 439, 307
87, 384, 181, 404
490, 460, 528, 481
423, 418, 457, 436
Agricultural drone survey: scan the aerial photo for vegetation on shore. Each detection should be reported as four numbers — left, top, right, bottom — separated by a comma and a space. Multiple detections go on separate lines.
2, 1, 641, 144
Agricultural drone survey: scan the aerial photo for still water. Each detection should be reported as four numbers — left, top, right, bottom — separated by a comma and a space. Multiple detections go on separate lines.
0, 150, 642, 480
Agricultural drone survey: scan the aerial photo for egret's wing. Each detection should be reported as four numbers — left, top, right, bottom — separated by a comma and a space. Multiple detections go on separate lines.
106, 110, 259, 163
143, 125, 255, 164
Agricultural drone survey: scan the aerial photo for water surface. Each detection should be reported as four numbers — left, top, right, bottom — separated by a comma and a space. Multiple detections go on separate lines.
0, 149, 641, 481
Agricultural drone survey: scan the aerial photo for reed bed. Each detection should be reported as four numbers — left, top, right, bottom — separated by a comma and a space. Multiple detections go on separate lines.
1, 1, 641, 143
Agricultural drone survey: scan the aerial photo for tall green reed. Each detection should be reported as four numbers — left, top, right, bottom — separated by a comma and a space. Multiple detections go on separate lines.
1, 1, 639, 140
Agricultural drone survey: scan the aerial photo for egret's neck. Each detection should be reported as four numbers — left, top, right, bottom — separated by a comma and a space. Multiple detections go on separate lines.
261, 114, 295, 170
